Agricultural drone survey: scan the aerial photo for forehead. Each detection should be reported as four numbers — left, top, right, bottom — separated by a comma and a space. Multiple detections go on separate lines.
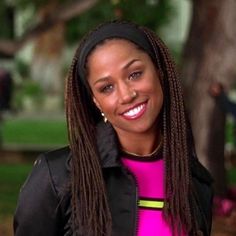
87, 39, 151, 74
88, 39, 149, 68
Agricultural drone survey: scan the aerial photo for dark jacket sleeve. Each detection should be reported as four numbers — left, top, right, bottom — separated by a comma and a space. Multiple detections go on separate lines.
14, 154, 64, 236
191, 159, 214, 236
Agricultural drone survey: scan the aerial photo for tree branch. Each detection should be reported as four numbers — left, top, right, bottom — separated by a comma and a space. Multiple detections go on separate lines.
0, 0, 98, 57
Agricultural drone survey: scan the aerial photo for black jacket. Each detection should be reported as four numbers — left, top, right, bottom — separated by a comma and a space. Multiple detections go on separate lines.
14, 123, 213, 236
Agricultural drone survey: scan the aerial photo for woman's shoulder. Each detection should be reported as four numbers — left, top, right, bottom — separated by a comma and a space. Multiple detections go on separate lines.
191, 158, 213, 211
14, 146, 72, 235
40, 145, 71, 162
34, 146, 71, 195
191, 158, 213, 185
35, 146, 71, 169
40, 146, 71, 173
190, 158, 214, 234
19, 146, 71, 199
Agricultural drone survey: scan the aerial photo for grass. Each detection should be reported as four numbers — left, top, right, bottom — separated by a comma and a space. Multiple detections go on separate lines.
0, 164, 32, 218
0, 116, 68, 217
1, 118, 68, 147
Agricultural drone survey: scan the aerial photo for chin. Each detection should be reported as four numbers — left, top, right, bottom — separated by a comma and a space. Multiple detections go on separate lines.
126, 123, 156, 134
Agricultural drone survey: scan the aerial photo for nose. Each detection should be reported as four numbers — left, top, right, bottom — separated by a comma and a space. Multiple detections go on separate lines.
118, 82, 137, 104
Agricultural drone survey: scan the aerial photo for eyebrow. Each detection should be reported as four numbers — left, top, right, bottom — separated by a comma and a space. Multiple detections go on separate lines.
122, 58, 140, 70
93, 59, 141, 86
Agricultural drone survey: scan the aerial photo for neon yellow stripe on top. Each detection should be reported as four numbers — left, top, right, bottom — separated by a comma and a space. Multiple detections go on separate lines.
138, 199, 164, 209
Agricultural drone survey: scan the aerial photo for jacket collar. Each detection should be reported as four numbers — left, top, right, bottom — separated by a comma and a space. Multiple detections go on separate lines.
96, 121, 122, 168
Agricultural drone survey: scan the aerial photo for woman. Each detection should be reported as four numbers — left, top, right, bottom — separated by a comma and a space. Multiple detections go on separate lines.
14, 21, 213, 236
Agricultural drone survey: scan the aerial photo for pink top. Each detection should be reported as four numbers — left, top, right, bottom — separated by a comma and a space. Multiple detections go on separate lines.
121, 154, 185, 236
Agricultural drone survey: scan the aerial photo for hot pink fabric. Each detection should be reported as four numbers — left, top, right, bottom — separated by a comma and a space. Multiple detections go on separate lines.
122, 156, 186, 236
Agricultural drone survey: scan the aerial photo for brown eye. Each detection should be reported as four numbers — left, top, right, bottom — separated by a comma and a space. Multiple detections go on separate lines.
100, 84, 114, 93
129, 71, 142, 80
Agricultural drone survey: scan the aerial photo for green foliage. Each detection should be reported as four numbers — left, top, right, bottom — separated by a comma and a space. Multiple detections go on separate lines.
19, 81, 42, 97
228, 167, 236, 186
13, 80, 44, 110
15, 0, 61, 10
1, 0, 175, 48
115, 0, 174, 29
15, 0, 45, 9
15, 58, 30, 79
66, 0, 174, 44
0, 2, 14, 40
1, 0, 175, 43
14, 0, 77, 37
66, 1, 115, 44
15, 0, 71, 9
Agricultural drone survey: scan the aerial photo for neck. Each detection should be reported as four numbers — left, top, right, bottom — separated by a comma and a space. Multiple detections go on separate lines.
118, 130, 162, 157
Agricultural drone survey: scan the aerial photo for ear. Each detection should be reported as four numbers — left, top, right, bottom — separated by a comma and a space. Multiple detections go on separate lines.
93, 96, 102, 110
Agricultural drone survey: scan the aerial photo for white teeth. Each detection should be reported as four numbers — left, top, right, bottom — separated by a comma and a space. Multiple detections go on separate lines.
124, 104, 144, 116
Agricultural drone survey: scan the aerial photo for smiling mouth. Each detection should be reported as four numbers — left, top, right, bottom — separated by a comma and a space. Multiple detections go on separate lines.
121, 102, 147, 120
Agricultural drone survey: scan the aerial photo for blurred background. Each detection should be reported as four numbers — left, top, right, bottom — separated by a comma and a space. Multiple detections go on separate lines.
0, 0, 236, 235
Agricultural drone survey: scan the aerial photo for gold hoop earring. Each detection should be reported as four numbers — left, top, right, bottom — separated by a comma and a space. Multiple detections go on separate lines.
101, 112, 108, 123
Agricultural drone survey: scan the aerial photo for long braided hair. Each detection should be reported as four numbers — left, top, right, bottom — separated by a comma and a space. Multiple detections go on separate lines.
65, 20, 199, 235
141, 27, 200, 235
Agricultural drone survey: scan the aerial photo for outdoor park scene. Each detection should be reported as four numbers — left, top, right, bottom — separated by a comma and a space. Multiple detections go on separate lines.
0, 0, 236, 235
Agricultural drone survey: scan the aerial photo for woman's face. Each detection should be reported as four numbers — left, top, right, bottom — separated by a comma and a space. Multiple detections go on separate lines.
87, 39, 163, 137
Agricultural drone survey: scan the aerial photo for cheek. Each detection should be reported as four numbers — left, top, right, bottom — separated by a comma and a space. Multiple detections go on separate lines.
143, 69, 161, 90
143, 76, 162, 95
95, 96, 116, 113
152, 81, 164, 105
157, 85, 164, 103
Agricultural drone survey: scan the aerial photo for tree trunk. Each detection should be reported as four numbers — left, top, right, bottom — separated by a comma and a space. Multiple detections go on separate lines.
31, 1, 65, 110
181, 0, 236, 196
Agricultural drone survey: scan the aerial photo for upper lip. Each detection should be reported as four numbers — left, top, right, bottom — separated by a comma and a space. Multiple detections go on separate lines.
120, 101, 147, 115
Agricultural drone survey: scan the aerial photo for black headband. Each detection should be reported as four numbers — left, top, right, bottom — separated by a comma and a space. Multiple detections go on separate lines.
77, 21, 155, 84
